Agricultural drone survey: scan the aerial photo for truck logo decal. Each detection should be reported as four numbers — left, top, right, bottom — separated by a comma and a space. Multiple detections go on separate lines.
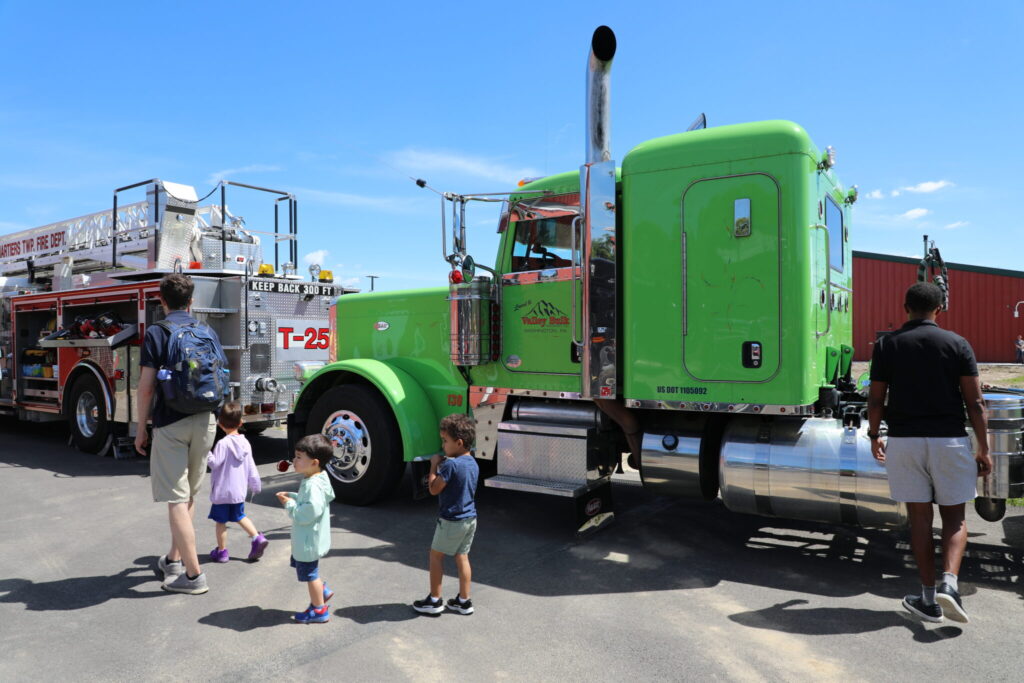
505, 355, 522, 368
520, 300, 569, 328
374, 321, 390, 331
585, 497, 602, 516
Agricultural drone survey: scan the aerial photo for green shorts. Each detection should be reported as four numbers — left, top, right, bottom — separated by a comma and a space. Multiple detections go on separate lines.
430, 517, 477, 556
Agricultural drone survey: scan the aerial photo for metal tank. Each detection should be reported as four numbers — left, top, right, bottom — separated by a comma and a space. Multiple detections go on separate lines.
719, 416, 906, 528
973, 392, 1024, 500
448, 276, 493, 366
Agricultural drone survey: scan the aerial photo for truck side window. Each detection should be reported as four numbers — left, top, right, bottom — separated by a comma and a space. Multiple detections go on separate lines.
825, 196, 844, 272
509, 216, 574, 272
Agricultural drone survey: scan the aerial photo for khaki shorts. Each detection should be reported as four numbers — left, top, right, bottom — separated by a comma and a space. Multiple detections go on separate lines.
150, 413, 216, 503
884, 436, 977, 506
431, 517, 477, 556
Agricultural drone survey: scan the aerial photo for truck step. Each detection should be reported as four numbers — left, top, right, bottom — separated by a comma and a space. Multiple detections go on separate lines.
485, 474, 602, 498
112, 436, 137, 460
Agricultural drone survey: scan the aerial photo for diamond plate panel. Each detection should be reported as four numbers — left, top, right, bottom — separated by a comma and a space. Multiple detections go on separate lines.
496, 422, 590, 484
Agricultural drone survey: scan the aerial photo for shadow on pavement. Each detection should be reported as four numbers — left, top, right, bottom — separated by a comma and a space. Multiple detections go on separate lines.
727, 598, 964, 642
198, 605, 295, 630
333, 602, 420, 624
0, 556, 162, 610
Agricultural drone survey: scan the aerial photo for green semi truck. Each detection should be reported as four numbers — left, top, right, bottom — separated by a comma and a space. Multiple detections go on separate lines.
288, 26, 1021, 531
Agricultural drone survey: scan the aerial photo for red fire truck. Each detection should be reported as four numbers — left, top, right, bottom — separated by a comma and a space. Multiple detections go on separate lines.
0, 179, 353, 457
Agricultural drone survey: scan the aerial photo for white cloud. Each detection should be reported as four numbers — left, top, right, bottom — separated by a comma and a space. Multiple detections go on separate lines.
890, 190, 901, 197
943, 221, 969, 230
206, 164, 281, 185
291, 187, 425, 213
303, 249, 329, 265
865, 189, 884, 199
385, 148, 542, 185
900, 180, 953, 194
899, 208, 930, 220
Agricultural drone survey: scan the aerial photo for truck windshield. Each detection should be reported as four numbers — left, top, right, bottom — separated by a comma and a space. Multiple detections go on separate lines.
509, 216, 575, 271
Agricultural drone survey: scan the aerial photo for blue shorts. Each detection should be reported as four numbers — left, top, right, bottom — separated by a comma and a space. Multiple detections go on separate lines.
290, 556, 320, 582
208, 502, 246, 524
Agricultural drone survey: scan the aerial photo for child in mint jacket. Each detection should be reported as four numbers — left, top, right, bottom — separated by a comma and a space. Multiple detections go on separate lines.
276, 434, 337, 624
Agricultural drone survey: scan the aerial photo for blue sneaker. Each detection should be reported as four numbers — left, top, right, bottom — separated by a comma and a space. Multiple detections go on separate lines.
293, 604, 330, 624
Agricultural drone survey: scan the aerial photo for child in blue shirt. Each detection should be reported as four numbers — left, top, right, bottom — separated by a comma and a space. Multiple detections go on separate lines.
413, 414, 479, 615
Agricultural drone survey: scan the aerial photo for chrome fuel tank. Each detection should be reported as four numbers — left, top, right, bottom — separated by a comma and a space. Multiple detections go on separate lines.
971, 392, 1024, 499
720, 417, 906, 528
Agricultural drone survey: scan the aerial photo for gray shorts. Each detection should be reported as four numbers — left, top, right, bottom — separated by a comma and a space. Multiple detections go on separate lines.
884, 436, 977, 506
150, 413, 216, 503
431, 517, 477, 556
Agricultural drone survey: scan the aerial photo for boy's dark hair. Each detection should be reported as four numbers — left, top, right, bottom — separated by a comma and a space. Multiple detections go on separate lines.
218, 402, 242, 430
905, 282, 943, 314
295, 434, 333, 469
440, 413, 476, 450
160, 273, 194, 310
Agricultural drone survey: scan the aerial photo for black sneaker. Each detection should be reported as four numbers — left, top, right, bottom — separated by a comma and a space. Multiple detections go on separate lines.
446, 596, 474, 615
412, 595, 444, 615
902, 595, 943, 623
936, 584, 969, 623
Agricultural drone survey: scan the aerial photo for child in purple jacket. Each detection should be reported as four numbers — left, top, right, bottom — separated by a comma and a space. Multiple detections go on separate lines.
207, 402, 268, 562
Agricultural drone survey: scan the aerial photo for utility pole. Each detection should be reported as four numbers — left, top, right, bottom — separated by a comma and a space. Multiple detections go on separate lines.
366, 275, 380, 292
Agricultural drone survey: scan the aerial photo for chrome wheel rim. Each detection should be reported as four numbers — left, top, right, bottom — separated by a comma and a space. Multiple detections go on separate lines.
76, 391, 99, 438
322, 410, 371, 483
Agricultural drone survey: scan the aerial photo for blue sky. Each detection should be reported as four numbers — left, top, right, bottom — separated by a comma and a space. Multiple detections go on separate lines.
1, 1, 1021, 291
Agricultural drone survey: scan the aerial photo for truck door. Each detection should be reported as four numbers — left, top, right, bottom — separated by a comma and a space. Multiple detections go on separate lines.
500, 211, 583, 378
682, 174, 781, 382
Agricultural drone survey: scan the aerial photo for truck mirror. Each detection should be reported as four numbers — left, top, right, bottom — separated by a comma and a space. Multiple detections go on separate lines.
461, 255, 476, 282
497, 200, 511, 233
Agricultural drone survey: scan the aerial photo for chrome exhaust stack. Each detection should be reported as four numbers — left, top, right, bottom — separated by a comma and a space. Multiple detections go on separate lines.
586, 25, 616, 164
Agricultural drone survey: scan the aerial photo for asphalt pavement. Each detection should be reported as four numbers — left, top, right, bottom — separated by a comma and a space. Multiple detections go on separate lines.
1, 418, 1022, 682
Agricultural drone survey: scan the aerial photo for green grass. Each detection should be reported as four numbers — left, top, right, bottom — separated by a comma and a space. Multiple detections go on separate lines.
997, 375, 1024, 387
1008, 498, 1024, 508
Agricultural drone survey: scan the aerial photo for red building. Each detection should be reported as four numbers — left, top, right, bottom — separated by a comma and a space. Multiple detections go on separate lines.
853, 251, 1024, 362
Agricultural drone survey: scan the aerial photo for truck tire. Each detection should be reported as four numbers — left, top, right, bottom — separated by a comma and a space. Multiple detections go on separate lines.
67, 373, 110, 454
307, 384, 405, 505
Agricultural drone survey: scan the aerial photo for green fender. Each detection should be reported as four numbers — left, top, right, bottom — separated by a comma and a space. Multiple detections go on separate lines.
298, 359, 439, 462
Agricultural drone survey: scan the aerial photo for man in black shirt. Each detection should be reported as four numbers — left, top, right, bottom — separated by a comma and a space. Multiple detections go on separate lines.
868, 282, 990, 624
135, 274, 221, 595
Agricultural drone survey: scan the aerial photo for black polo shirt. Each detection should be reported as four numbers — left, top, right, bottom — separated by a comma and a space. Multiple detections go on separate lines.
870, 318, 978, 437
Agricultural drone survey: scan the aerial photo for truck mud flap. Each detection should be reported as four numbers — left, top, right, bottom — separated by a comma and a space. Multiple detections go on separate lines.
575, 480, 614, 537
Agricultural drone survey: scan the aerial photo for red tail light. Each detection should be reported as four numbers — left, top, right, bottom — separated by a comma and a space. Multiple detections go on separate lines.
449, 270, 464, 284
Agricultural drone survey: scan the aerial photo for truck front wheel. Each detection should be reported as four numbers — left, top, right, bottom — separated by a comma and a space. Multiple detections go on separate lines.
306, 384, 405, 505
67, 373, 111, 454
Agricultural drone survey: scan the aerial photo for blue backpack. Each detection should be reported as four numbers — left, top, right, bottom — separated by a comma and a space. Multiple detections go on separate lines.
155, 320, 231, 414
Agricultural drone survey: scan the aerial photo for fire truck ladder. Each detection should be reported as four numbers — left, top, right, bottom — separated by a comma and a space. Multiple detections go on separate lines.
0, 180, 298, 282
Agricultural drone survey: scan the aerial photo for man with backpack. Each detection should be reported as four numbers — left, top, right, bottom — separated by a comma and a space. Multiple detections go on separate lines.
136, 273, 230, 595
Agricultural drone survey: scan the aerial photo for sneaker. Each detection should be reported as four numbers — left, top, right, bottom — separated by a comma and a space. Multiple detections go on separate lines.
293, 604, 330, 624
412, 595, 444, 615
157, 555, 185, 582
162, 572, 209, 595
248, 534, 269, 561
210, 548, 229, 563
446, 595, 474, 615
936, 584, 969, 623
902, 594, 943, 623
322, 582, 335, 604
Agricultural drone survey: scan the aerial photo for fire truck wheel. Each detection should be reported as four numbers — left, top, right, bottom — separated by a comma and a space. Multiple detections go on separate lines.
308, 384, 405, 506
67, 373, 110, 454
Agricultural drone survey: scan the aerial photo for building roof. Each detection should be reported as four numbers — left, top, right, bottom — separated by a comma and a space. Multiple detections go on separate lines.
853, 250, 1024, 280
